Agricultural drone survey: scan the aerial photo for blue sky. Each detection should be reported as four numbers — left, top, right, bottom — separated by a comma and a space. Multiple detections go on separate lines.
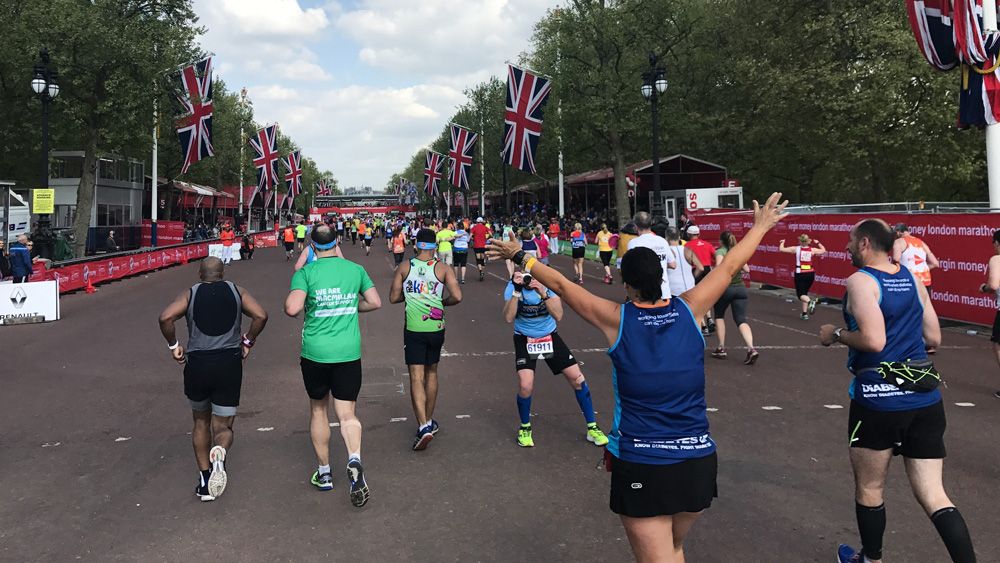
193, 0, 560, 190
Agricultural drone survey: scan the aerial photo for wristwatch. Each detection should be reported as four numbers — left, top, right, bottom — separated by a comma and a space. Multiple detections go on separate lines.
512, 250, 526, 266
167, 341, 180, 350
833, 328, 844, 343
242, 334, 255, 348
511, 291, 523, 300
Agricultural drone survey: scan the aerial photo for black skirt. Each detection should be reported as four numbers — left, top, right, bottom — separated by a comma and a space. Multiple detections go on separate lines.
609, 452, 718, 517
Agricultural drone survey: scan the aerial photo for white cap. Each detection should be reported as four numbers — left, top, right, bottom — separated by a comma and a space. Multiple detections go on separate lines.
476, 217, 484, 223
686, 225, 700, 235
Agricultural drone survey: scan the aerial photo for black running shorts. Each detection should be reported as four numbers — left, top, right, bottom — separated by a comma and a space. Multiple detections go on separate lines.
609, 452, 718, 517
992, 310, 1000, 344
453, 251, 468, 266
404, 329, 445, 366
599, 250, 613, 266
474, 248, 486, 265
794, 272, 815, 297
572, 247, 585, 259
394, 252, 405, 266
364, 238, 372, 246
848, 400, 946, 458
283, 241, 294, 251
184, 348, 244, 415
713, 285, 748, 325
300, 357, 363, 401
513, 332, 577, 373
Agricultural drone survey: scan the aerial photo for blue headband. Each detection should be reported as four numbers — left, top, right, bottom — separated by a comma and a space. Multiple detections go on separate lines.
416, 241, 437, 250
313, 240, 338, 250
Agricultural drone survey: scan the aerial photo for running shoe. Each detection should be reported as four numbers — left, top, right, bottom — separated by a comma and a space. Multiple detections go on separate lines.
311, 470, 334, 491
586, 424, 609, 446
429, 419, 440, 435
207, 446, 227, 498
836, 544, 863, 563
702, 326, 711, 337
412, 427, 434, 451
347, 458, 370, 507
479, 271, 485, 281
195, 476, 215, 502
711, 347, 727, 359
744, 349, 760, 365
807, 298, 818, 315
800, 313, 810, 321
517, 424, 534, 447
460, 279, 465, 284
994, 390, 1000, 399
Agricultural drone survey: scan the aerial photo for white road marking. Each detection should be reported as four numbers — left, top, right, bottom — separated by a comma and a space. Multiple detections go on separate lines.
748, 317, 816, 337
955, 402, 976, 407
114, 436, 132, 442
761, 406, 783, 411
390, 417, 408, 423
455, 414, 471, 419
256, 427, 274, 432
41, 442, 61, 448
329, 422, 340, 427
823, 404, 844, 409
707, 408, 719, 412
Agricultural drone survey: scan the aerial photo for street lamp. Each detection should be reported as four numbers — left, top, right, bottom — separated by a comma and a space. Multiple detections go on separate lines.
31, 47, 59, 259
641, 52, 667, 217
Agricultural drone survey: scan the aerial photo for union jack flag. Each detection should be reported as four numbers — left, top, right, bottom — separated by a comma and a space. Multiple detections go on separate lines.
315, 179, 331, 196
249, 124, 280, 191
502, 65, 552, 174
171, 57, 215, 175
448, 124, 478, 191
424, 151, 444, 197
283, 150, 303, 208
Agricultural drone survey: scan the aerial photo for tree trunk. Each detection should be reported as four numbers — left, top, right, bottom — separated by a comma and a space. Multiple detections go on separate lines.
71, 125, 100, 258
609, 132, 630, 227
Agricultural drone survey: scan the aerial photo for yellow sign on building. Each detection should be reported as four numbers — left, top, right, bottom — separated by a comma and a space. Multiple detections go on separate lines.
33, 188, 55, 214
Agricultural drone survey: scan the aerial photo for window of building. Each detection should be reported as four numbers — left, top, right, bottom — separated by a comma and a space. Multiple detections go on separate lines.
54, 205, 76, 228
52, 156, 84, 179
98, 159, 116, 181
718, 194, 741, 209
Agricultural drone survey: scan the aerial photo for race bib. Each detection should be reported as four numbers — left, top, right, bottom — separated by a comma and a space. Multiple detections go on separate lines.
525, 335, 554, 357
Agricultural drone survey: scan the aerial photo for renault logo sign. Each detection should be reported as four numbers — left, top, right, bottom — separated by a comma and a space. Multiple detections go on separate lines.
10, 287, 27, 309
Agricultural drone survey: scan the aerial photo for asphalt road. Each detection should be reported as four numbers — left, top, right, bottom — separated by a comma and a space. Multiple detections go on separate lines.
2, 239, 998, 562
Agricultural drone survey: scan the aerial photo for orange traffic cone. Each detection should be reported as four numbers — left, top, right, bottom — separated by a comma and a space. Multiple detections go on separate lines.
85, 278, 96, 294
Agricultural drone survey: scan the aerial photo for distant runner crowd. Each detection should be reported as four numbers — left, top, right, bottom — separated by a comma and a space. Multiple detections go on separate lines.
158, 196, 999, 563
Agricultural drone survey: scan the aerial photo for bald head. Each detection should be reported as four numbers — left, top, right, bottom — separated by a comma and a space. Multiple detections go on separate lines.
633, 212, 652, 232
16, 234, 28, 244
312, 224, 335, 245
200, 257, 224, 282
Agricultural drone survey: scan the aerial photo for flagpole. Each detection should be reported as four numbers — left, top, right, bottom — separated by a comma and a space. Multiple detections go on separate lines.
480, 115, 485, 216
556, 29, 565, 218
985, 0, 1000, 208
238, 87, 247, 224
151, 100, 159, 247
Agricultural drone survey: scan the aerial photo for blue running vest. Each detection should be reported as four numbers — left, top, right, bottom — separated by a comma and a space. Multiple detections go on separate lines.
607, 299, 716, 464
843, 266, 940, 411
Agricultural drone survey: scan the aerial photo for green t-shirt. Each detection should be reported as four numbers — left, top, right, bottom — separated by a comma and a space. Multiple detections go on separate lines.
290, 257, 375, 363
436, 229, 456, 253
715, 247, 744, 286
295, 224, 307, 238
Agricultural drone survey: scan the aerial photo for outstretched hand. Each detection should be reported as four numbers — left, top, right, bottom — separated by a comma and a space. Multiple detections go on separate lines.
752, 192, 790, 232
486, 238, 521, 261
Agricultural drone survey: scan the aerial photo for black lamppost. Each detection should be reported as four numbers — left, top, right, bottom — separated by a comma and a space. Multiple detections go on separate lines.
31, 47, 59, 259
641, 52, 667, 216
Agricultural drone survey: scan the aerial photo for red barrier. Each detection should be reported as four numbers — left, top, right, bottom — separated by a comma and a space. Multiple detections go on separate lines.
690, 211, 1000, 326
141, 220, 185, 246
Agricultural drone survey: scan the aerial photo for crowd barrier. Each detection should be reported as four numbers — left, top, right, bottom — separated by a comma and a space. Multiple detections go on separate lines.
691, 211, 999, 327
26, 231, 278, 294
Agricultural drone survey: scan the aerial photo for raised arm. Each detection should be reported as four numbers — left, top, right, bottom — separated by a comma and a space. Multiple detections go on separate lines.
812, 240, 827, 255
778, 239, 796, 254
681, 193, 789, 320
487, 238, 621, 346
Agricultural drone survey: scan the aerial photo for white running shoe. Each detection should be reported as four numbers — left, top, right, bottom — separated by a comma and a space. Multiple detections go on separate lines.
208, 446, 228, 498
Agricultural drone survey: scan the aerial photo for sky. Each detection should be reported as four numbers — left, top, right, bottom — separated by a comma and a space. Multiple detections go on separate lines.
193, 0, 561, 191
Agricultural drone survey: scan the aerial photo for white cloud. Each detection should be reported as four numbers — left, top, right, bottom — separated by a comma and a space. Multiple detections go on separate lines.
195, 0, 558, 187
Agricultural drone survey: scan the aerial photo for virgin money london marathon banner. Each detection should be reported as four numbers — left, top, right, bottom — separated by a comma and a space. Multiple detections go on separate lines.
691, 211, 999, 326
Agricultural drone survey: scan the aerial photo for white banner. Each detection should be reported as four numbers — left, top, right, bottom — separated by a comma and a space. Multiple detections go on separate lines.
207, 243, 242, 261
0, 280, 60, 323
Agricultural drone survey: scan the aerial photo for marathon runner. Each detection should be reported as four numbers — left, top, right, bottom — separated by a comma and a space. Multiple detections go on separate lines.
569, 223, 586, 284
685, 226, 717, 334
390, 226, 408, 270
294, 230, 344, 271
503, 268, 608, 448
295, 221, 307, 253
819, 219, 976, 563
665, 227, 703, 298
470, 217, 491, 281
284, 224, 381, 507
453, 222, 470, 283
350, 217, 359, 245
282, 225, 295, 260
336, 217, 345, 240
710, 231, 758, 365
436, 222, 456, 266
627, 212, 675, 298
219, 223, 235, 265
157, 257, 268, 502
779, 234, 827, 320
596, 224, 614, 284
360, 221, 373, 256
389, 228, 462, 451
487, 192, 789, 563
980, 230, 1000, 399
